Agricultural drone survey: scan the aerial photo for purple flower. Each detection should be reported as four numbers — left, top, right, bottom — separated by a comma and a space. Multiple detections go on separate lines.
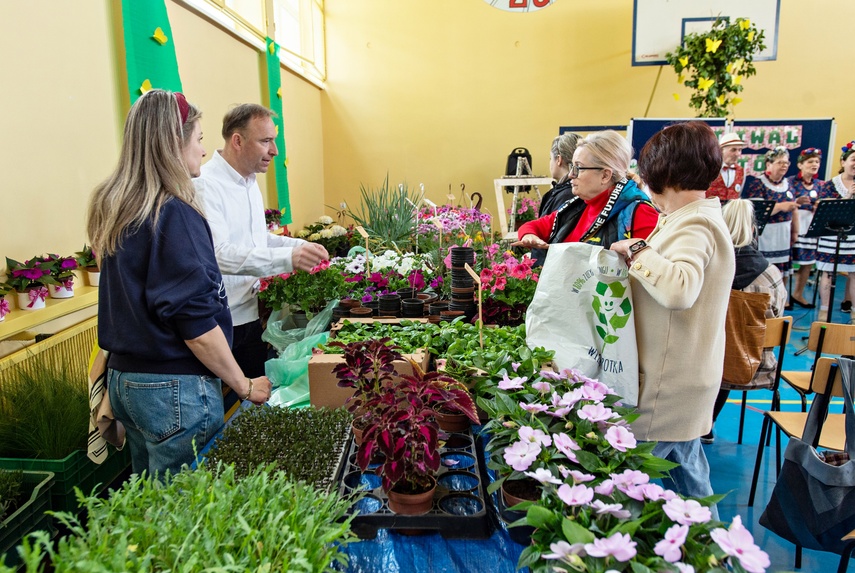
663, 498, 712, 526
584, 532, 637, 562
605, 425, 637, 452
552, 432, 580, 463
578, 403, 618, 422
710, 515, 770, 573
540, 370, 564, 381
591, 499, 631, 519
524, 467, 562, 485
60, 259, 78, 270
511, 361, 521, 372
654, 523, 689, 563
503, 440, 540, 472
557, 483, 594, 506
498, 373, 527, 390
361, 294, 374, 303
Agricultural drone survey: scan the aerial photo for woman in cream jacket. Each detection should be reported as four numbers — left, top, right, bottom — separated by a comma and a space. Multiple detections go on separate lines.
611, 122, 735, 514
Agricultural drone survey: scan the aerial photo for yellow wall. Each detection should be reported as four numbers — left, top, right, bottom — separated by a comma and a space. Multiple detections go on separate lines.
322, 0, 855, 223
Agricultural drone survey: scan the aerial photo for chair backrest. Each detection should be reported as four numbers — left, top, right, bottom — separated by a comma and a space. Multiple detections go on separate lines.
764, 316, 792, 347
812, 357, 844, 396
807, 322, 855, 356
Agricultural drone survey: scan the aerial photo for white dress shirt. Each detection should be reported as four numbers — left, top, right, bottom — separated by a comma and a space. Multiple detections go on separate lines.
195, 151, 305, 326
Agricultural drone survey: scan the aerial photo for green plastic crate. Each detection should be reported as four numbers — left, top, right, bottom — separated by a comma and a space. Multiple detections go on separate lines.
0, 447, 131, 514
0, 470, 54, 568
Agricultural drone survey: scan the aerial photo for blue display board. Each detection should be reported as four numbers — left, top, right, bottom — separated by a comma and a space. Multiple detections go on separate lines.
730, 118, 836, 180
627, 118, 728, 159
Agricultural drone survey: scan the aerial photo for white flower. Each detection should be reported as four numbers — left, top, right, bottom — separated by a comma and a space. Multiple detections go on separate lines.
308, 233, 322, 241
319, 228, 334, 238
330, 225, 347, 237
296, 229, 310, 238
318, 215, 334, 225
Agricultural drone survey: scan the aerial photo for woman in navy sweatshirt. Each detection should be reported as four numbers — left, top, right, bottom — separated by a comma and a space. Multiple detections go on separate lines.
87, 90, 272, 478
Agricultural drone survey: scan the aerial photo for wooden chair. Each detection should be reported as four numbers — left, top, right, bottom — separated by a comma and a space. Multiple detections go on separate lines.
780, 322, 855, 412
749, 357, 848, 569
721, 316, 792, 444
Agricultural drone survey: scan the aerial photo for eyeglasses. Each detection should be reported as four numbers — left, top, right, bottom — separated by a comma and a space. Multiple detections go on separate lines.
570, 164, 605, 178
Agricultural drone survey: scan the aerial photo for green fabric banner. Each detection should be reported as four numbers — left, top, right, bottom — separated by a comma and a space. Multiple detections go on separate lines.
264, 38, 292, 225
121, 0, 182, 103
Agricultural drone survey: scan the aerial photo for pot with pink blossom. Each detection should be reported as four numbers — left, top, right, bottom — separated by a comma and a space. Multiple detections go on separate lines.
0, 283, 11, 322
4, 257, 56, 311
39, 254, 78, 299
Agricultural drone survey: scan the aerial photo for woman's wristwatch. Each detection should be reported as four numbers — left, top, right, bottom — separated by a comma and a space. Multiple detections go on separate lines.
627, 239, 650, 262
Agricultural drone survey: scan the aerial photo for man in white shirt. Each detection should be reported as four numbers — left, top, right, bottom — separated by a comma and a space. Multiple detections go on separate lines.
195, 104, 328, 377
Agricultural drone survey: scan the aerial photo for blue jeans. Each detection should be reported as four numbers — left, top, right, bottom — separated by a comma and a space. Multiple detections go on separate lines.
652, 439, 720, 521
108, 369, 224, 479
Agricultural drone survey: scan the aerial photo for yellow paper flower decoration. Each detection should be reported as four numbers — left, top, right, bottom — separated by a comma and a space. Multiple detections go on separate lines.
747, 31, 755, 42
268, 42, 277, 56
732, 97, 743, 105
679, 56, 689, 67
739, 19, 751, 30
152, 27, 168, 45
678, 74, 685, 84
274, 124, 279, 135
733, 75, 743, 85
139, 79, 153, 94
277, 87, 282, 99
726, 62, 733, 74
716, 95, 726, 105
705, 38, 722, 53
672, 93, 680, 101
697, 77, 714, 90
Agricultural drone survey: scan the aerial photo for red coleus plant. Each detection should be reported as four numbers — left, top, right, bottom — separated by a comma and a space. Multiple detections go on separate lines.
330, 337, 402, 423
357, 364, 479, 494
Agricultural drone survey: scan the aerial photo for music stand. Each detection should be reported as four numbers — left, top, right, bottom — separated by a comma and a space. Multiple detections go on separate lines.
804, 199, 855, 324
751, 200, 776, 237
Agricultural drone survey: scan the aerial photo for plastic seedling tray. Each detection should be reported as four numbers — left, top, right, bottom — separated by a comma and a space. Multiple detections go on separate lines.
0, 471, 55, 567
335, 427, 493, 539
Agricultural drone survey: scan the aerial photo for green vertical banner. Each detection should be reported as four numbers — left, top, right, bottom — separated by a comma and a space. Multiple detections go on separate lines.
264, 38, 292, 225
121, 0, 182, 103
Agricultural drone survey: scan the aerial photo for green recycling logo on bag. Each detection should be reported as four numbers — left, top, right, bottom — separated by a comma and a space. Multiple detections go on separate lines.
591, 280, 632, 353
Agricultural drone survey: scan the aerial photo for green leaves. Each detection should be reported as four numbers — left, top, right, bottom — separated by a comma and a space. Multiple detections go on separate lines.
562, 517, 595, 544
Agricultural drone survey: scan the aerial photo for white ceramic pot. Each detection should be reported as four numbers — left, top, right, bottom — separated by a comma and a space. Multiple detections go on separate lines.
17, 287, 48, 311
50, 281, 75, 299
86, 270, 101, 287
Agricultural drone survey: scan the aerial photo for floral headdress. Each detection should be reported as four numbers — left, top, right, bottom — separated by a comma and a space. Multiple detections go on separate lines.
797, 147, 822, 164
763, 145, 789, 164
841, 141, 855, 161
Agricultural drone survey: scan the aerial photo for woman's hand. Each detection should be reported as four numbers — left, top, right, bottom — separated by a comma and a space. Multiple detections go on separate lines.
511, 233, 549, 249
610, 239, 644, 260
796, 195, 812, 205
243, 376, 273, 405
772, 201, 799, 214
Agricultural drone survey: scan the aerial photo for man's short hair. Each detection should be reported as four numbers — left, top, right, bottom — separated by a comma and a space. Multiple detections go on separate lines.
221, 104, 277, 140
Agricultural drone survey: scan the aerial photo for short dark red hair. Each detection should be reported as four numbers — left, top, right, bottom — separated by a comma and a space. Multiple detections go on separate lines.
638, 122, 722, 194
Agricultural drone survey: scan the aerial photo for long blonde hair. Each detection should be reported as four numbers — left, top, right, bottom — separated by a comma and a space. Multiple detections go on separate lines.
87, 90, 202, 256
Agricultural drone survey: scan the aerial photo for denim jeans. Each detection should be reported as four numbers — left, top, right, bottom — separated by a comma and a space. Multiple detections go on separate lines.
107, 369, 224, 479
652, 439, 720, 521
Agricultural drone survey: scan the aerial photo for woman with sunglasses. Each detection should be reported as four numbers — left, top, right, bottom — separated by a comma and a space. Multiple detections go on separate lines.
512, 130, 658, 257
787, 148, 824, 308
814, 141, 855, 320
742, 147, 803, 281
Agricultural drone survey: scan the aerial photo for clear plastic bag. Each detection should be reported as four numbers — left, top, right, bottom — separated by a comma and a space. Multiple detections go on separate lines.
261, 299, 339, 355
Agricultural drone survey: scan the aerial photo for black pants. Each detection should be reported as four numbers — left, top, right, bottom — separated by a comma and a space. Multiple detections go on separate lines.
232, 319, 268, 378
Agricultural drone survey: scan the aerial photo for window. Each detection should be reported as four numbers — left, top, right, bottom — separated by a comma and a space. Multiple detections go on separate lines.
273, 0, 326, 83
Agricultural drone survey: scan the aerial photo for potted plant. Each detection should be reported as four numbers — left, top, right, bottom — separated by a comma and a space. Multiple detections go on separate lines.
74, 245, 99, 287
3, 463, 358, 572
479, 253, 539, 326
507, 196, 539, 231
258, 260, 347, 321
0, 283, 10, 322
38, 254, 78, 299
265, 207, 282, 232
666, 17, 766, 118
4, 257, 55, 311
355, 360, 478, 515
294, 215, 356, 258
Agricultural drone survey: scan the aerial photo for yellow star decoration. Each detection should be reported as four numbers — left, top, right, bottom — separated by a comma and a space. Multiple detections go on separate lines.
739, 19, 751, 30
705, 38, 722, 53
152, 27, 168, 45
679, 56, 689, 67
139, 79, 153, 94
733, 75, 743, 85
672, 93, 680, 101
716, 95, 726, 105
277, 87, 282, 99
726, 62, 733, 74
747, 30, 755, 42
697, 77, 714, 90
268, 42, 277, 56
732, 97, 743, 105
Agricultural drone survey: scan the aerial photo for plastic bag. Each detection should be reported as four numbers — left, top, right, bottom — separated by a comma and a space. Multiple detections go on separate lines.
262, 299, 339, 355
265, 330, 329, 409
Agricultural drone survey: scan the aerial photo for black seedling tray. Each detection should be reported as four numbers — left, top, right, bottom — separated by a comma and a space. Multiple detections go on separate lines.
335, 427, 494, 539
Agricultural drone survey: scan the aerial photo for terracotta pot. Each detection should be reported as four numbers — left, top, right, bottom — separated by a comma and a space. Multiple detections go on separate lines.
339, 298, 361, 309
387, 476, 437, 515
352, 420, 366, 446
501, 478, 542, 508
349, 307, 373, 318
433, 408, 470, 432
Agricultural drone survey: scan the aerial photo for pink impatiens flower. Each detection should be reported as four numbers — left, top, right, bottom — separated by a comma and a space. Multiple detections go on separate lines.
524, 467, 562, 485
531, 381, 552, 393
605, 425, 637, 452
663, 498, 712, 526
557, 483, 594, 506
710, 515, 771, 573
610, 469, 650, 488
584, 532, 637, 562
503, 440, 540, 472
654, 524, 689, 562
594, 479, 615, 496
542, 540, 586, 561
578, 403, 618, 422
590, 499, 631, 519
552, 432, 581, 463
520, 402, 549, 414
518, 426, 552, 447
498, 373, 527, 390
566, 469, 595, 484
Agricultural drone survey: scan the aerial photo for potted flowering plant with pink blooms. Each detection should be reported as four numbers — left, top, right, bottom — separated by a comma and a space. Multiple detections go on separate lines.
0, 282, 11, 321
38, 253, 78, 298
258, 260, 346, 316
4, 256, 56, 310
479, 252, 539, 326
507, 196, 539, 230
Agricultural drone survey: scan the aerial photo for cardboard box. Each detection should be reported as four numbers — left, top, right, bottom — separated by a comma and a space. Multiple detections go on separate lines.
309, 318, 432, 409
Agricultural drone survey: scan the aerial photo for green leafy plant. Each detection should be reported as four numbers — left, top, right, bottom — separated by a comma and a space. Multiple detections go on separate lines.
73, 245, 97, 270
258, 260, 347, 316
347, 175, 423, 251
3, 257, 56, 292
205, 406, 352, 490
0, 469, 23, 521
3, 463, 359, 572
0, 363, 89, 460
666, 17, 766, 118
